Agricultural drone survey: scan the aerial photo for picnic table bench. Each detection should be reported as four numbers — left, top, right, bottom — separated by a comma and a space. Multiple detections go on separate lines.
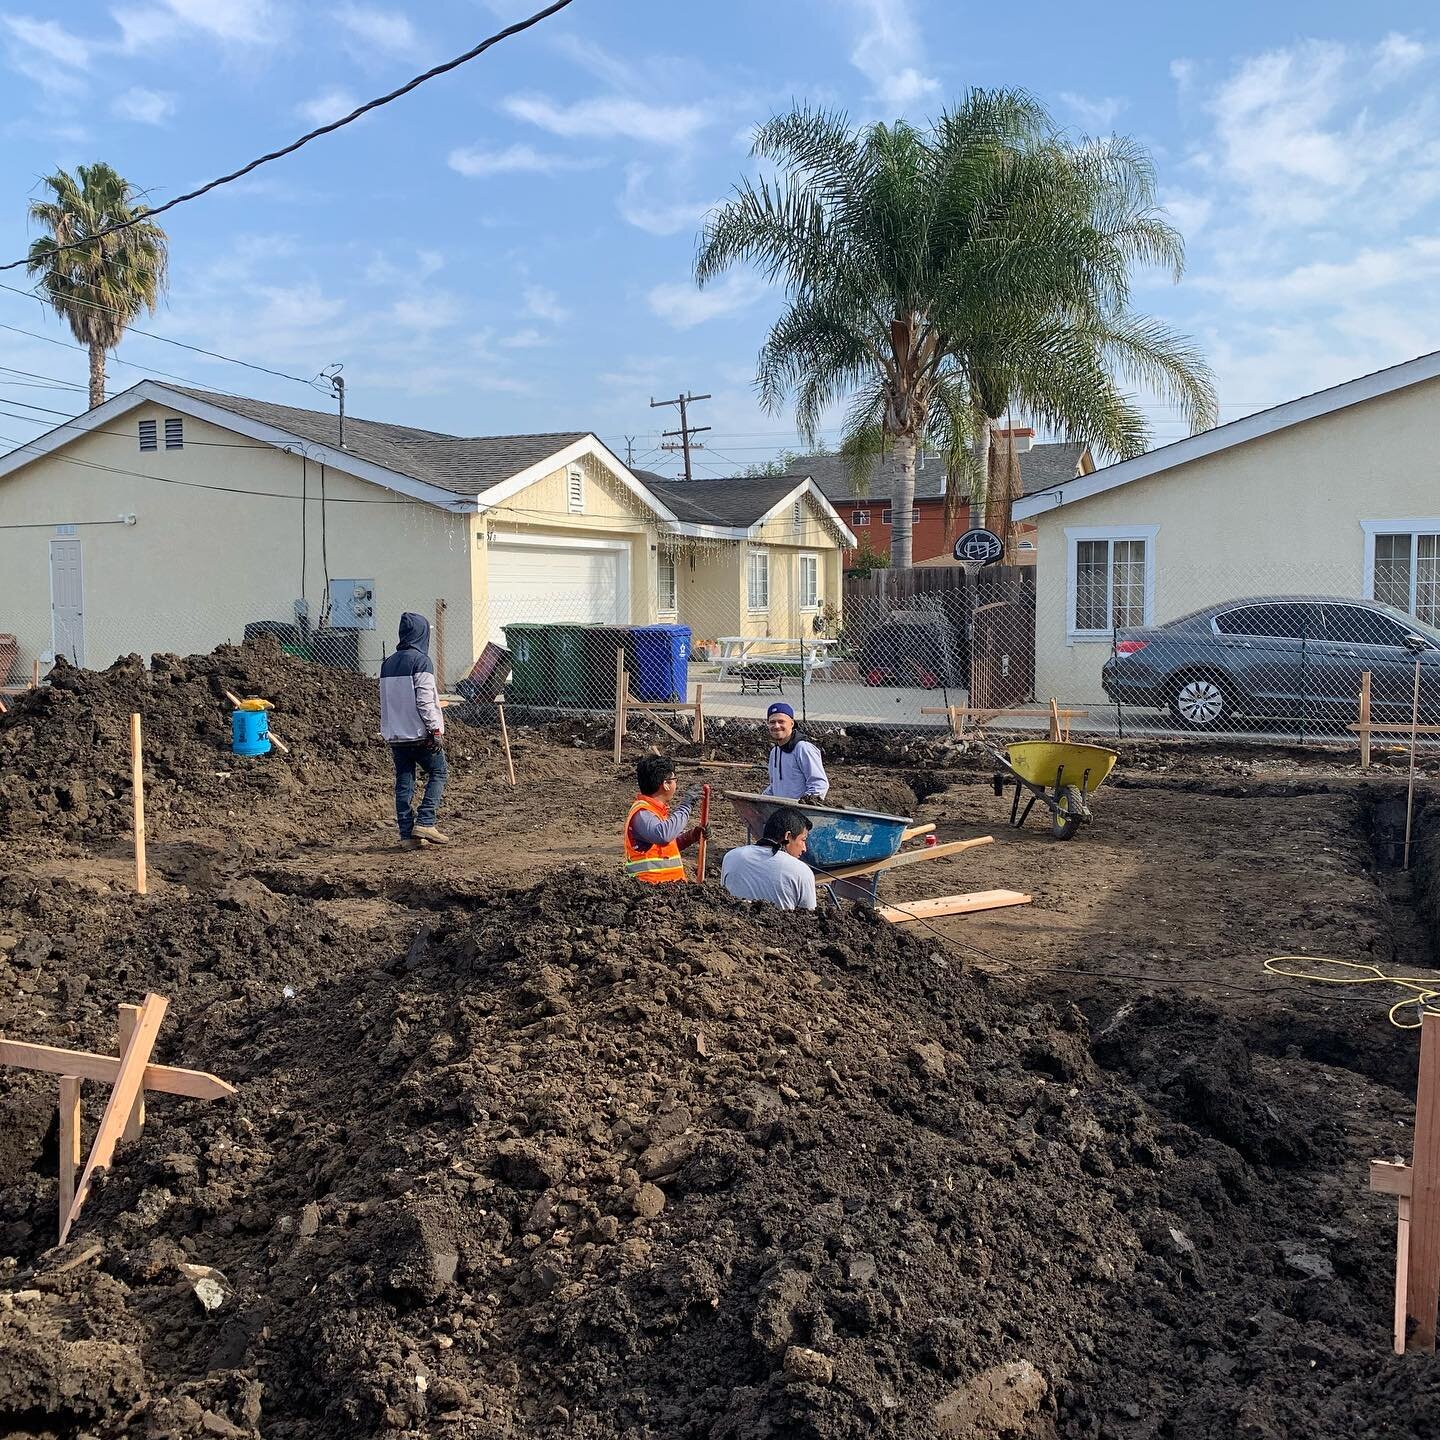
715, 636, 836, 685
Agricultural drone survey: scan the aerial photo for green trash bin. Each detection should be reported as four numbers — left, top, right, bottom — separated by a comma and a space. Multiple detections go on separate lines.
581, 625, 636, 705
504, 623, 556, 704
548, 624, 590, 706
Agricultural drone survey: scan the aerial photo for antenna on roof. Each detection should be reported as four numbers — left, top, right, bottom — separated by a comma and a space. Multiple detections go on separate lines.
319, 363, 346, 449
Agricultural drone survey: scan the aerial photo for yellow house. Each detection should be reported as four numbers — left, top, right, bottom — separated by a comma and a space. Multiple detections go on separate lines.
0, 382, 854, 684
1013, 349, 1440, 707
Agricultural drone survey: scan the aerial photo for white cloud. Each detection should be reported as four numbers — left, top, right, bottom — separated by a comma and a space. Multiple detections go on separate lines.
1060, 91, 1125, 131
1170, 58, 1196, 91
617, 164, 712, 236
336, 4, 418, 58
501, 327, 551, 349
388, 297, 456, 331
113, 0, 285, 51
297, 88, 359, 126
840, 0, 938, 111
648, 273, 764, 329
2, 15, 91, 67
550, 33, 636, 90
111, 85, 174, 124
447, 142, 595, 178
1202, 237, 1440, 308
1160, 188, 1212, 237
1374, 32, 1430, 79
523, 285, 570, 324
502, 92, 706, 146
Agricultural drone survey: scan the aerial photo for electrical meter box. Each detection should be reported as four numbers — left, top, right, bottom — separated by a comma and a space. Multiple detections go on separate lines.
328, 578, 376, 630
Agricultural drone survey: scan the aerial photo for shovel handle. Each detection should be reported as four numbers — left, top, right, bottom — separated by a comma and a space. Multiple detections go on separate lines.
696, 784, 711, 883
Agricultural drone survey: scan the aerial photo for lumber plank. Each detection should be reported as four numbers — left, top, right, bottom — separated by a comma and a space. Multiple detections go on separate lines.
1359, 670, 1373, 769
817, 835, 994, 883
1398, 1195, 1413, 1355
877, 889, 1033, 923
0, 1038, 236, 1101
129, 715, 147, 896
611, 652, 626, 765
62, 992, 168, 1242
1407, 1010, 1440, 1350
1373, 1159, 1414, 1197
1348, 723, 1440, 735
118, 1004, 144, 1142
58, 1075, 80, 1240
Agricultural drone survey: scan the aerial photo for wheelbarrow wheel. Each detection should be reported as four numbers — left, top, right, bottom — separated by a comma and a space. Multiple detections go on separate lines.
1051, 784, 1086, 840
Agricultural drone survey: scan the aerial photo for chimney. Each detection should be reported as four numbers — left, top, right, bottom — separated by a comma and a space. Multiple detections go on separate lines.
995, 425, 1035, 454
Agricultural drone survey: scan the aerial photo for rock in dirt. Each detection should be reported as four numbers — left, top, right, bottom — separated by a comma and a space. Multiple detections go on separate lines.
933, 1359, 1048, 1437
783, 1346, 834, 1385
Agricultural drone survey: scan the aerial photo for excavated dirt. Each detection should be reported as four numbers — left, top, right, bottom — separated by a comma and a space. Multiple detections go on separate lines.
3, 644, 1440, 1437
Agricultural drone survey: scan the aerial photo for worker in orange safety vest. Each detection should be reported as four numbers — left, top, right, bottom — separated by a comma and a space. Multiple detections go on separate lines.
623, 753, 708, 884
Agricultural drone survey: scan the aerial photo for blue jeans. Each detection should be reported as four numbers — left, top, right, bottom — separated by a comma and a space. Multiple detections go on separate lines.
391, 741, 447, 837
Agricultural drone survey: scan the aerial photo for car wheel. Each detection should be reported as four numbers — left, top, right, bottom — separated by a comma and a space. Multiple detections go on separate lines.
1170, 674, 1231, 730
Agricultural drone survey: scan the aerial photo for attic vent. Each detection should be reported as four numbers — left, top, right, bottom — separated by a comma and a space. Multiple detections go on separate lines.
138, 419, 157, 451
566, 466, 584, 514
792, 499, 802, 527
164, 417, 184, 450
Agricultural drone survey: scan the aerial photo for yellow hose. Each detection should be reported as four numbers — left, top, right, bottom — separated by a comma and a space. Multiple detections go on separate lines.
1264, 955, 1440, 1029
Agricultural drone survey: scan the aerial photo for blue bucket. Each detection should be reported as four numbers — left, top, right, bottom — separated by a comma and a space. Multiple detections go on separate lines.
231, 707, 271, 756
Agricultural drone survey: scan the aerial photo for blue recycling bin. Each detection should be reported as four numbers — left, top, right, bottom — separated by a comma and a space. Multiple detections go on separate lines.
630, 624, 691, 703
231, 707, 271, 756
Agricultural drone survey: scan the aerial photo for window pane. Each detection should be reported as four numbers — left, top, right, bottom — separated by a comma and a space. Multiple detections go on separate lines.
1075, 540, 1108, 630
1111, 540, 1146, 627
800, 555, 818, 608
1374, 533, 1412, 612
1323, 604, 1413, 648
748, 551, 768, 609
658, 557, 677, 612
1419, 535, 1440, 626
1215, 603, 1318, 639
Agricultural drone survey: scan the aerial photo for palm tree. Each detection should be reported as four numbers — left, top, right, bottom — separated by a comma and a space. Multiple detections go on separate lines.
695, 93, 1217, 566
27, 163, 168, 409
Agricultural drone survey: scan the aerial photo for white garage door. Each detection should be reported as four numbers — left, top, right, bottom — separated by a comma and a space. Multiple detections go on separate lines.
488, 540, 628, 644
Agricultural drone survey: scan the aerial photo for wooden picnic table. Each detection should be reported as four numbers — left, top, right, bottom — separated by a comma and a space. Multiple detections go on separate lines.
714, 636, 837, 682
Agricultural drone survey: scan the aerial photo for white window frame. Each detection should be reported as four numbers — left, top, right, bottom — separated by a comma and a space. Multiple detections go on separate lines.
657, 553, 678, 615
566, 465, 585, 514
851, 509, 870, 527
798, 552, 820, 610
746, 548, 770, 612
1361, 518, 1440, 619
1065, 524, 1158, 642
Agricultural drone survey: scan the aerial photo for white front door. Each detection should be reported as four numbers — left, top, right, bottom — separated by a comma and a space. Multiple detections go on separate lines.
49, 538, 85, 666
487, 539, 628, 644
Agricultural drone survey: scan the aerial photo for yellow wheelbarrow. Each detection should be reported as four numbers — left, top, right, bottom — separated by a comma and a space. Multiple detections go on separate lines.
989, 739, 1119, 840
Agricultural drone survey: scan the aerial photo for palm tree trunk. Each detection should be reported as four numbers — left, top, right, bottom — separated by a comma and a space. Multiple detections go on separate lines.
87, 343, 106, 409
982, 417, 1012, 538
890, 434, 917, 568
973, 423, 991, 530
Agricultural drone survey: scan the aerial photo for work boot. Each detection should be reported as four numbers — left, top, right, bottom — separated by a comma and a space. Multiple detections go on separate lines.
412, 824, 450, 846
397, 836, 420, 851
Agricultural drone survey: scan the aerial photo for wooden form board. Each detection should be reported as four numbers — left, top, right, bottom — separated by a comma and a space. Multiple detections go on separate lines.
0, 1037, 236, 1099
877, 889, 1032, 923
130, 715, 147, 896
1409, 1011, 1440, 1350
816, 835, 994, 884
58, 1075, 80, 1234
613, 648, 704, 761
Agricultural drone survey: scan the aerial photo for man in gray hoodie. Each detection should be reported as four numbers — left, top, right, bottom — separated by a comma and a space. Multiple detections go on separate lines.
380, 611, 449, 847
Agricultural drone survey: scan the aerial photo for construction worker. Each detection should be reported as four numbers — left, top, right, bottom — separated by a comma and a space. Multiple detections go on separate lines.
761, 702, 829, 803
721, 806, 817, 911
380, 611, 449, 848
623, 753, 708, 884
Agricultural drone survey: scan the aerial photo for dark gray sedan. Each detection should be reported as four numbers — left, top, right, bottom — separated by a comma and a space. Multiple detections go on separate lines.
1100, 595, 1440, 729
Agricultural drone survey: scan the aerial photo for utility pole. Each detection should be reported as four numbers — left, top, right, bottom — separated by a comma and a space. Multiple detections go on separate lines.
624, 434, 636, 466
650, 391, 711, 482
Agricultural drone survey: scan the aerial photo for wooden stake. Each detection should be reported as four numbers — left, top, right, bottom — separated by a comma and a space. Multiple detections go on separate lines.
130, 713, 147, 896
692, 682, 705, 744
1398, 1195, 1414, 1355
1359, 670, 1373, 769
57, 1075, 80, 1241
612, 649, 627, 765
1048, 697, 1062, 742
696, 784, 710, 883
0, 1037, 235, 1099
61, 992, 168, 1242
434, 598, 448, 689
496, 698, 516, 787
1407, 1009, 1440, 1350
1405, 656, 1423, 871
31, 658, 39, 689
117, 1004, 145, 1142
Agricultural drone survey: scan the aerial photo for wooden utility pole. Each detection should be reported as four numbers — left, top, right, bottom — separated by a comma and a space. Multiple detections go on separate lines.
650, 392, 711, 482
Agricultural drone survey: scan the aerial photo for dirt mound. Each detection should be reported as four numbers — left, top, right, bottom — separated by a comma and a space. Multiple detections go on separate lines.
2, 869, 1426, 1439
0, 642, 383, 842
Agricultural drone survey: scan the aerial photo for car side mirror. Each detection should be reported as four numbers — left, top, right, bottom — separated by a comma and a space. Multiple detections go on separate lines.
1404, 633, 1431, 654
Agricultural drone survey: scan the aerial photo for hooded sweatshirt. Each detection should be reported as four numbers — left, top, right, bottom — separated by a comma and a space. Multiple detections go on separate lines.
380, 612, 445, 743
762, 731, 829, 800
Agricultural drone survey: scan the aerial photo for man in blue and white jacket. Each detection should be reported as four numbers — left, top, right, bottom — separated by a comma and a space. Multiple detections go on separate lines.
761, 702, 829, 803
380, 611, 449, 848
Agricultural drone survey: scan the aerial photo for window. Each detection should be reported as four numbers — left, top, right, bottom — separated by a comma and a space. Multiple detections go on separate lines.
1364, 523, 1440, 626
566, 466, 584, 514
1214, 603, 1322, 640
798, 553, 819, 609
880, 507, 920, 525
851, 509, 870, 527
1323, 604, 1415, 649
164, 417, 183, 449
747, 549, 769, 610
657, 555, 678, 614
138, 419, 157, 452
1065, 526, 1157, 637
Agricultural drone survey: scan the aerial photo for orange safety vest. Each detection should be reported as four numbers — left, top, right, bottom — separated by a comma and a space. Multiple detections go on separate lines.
623, 795, 687, 884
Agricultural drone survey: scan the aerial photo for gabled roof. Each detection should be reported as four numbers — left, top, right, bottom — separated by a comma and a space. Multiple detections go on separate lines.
0, 380, 672, 519
1013, 348, 1440, 521
799, 441, 1089, 506
639, 471, 857, 546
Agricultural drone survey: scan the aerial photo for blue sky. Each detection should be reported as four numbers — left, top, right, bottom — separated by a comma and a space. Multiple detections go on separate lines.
2, 0, 1439, 476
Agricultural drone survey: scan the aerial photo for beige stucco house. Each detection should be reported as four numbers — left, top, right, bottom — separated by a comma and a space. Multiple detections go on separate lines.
1013, 349, 1440, 704
0, 382, 854, 685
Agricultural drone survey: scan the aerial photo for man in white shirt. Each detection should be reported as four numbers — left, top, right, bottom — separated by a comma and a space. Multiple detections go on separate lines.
721, 806, 817, 911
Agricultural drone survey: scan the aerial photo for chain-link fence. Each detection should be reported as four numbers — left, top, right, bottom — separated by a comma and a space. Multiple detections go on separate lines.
5, 557, 1438, 752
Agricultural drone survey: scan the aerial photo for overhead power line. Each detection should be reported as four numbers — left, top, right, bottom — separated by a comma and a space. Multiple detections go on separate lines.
0, 0, 577, 273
